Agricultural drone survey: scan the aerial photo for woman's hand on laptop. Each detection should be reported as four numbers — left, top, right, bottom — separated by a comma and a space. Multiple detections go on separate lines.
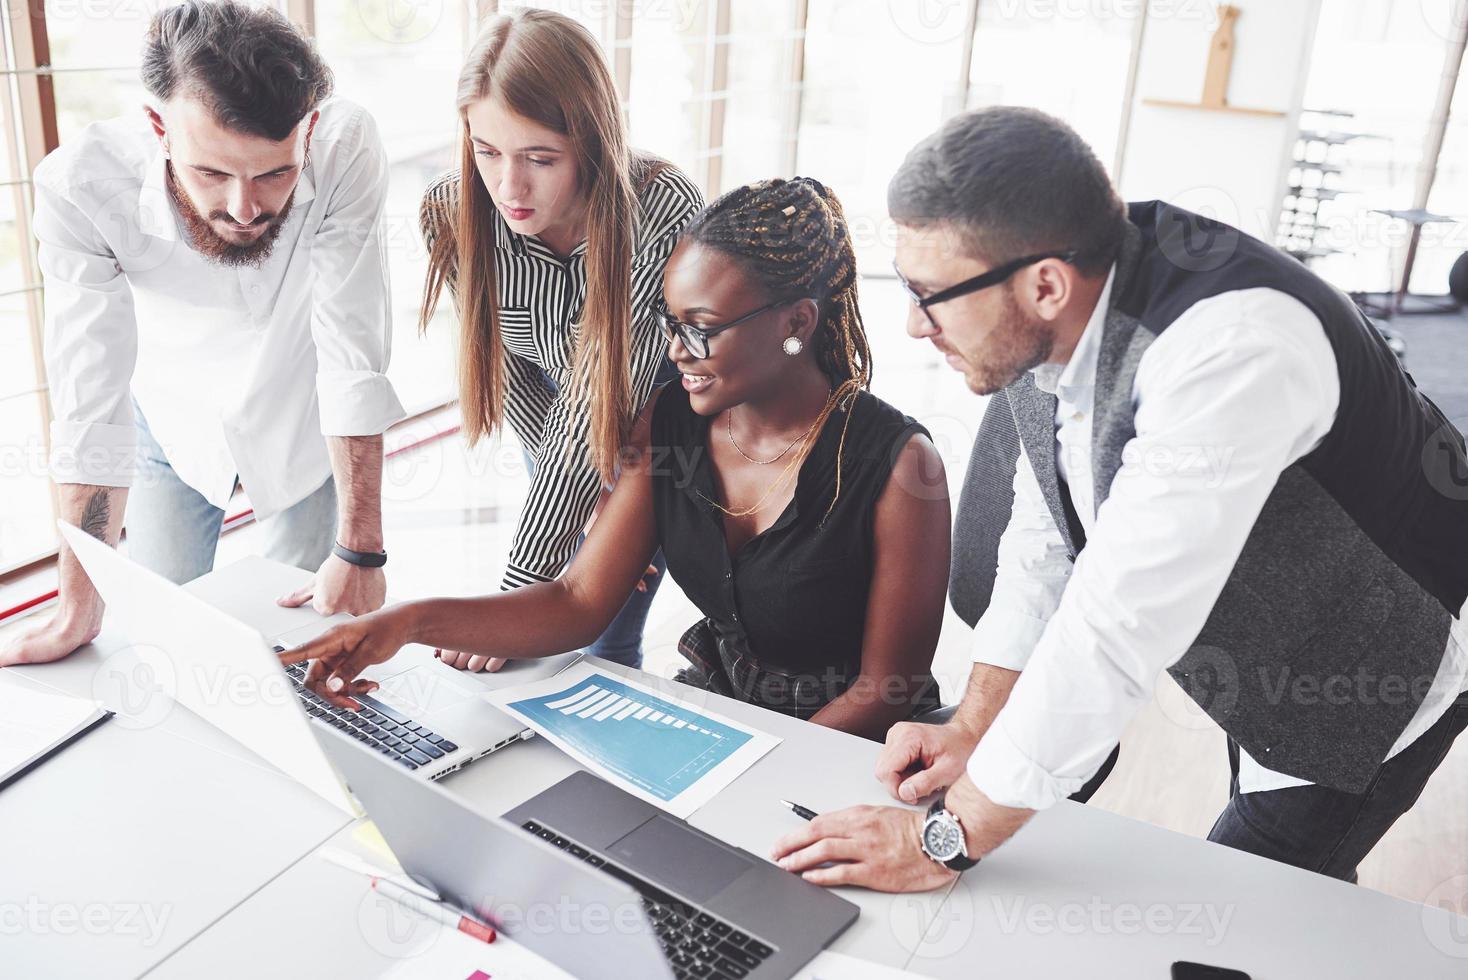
278, 607, 413, 710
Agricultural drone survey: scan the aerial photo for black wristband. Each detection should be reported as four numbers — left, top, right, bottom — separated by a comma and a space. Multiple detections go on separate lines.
332, 542, 387, 568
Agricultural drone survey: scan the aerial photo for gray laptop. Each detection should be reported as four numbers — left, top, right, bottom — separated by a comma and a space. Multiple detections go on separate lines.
316, 727, 859, 980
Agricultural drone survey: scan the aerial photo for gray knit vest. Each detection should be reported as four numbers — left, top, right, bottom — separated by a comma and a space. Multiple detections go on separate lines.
951, 202, 1468, 792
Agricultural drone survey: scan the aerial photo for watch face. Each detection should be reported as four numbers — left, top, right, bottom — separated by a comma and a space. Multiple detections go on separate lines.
923, 815, 964, 861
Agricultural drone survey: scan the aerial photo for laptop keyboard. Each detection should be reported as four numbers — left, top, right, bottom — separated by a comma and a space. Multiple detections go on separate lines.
518, 820, 776, 979
278, 654, 458, 772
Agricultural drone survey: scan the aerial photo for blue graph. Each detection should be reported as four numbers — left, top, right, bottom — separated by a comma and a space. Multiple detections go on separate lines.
507, 673, 753, 802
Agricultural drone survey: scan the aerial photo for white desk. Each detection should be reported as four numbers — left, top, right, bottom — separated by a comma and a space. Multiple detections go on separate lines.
9, 557, 1468, 978
0, 608, 351, 978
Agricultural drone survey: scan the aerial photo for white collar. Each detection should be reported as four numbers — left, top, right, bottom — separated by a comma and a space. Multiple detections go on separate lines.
1031, 264, 1116, 402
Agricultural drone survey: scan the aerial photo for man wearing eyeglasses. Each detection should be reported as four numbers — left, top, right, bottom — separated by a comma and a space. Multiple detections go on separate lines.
772, 106, 1468, 893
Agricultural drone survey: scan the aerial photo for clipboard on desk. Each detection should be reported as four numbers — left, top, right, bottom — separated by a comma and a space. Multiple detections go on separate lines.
0, 678, 115, 792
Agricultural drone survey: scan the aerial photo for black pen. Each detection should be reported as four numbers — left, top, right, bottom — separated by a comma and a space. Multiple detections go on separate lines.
779, 799, 819, 821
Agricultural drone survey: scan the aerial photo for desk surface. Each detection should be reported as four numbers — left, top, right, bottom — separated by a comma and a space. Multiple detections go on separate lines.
8, 557, 1467, 979
0, 583, 351, 979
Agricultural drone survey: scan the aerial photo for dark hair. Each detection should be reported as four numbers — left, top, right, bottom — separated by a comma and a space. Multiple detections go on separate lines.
681, 176, 871, 393
887, 107, 1126, 275
141, 0, 333, 141
679, 176, 872, 519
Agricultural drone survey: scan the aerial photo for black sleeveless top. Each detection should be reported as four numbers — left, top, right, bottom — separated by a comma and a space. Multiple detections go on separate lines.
650, 383, 940, 721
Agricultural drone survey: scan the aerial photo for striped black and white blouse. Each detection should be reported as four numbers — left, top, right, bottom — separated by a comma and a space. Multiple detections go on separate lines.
419, 162, 704, 590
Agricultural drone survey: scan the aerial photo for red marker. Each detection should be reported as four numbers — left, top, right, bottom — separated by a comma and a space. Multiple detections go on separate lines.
371, 876, 497, 944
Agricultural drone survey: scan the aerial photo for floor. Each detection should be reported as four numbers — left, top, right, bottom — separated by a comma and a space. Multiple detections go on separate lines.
4, 280, 1465, 915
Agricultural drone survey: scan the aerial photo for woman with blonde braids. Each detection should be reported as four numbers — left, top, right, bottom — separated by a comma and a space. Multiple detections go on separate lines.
288, 178, 951, 740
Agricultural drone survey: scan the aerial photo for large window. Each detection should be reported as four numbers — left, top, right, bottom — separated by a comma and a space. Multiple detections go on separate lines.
17, 0, 1462, 579
964, 2, 1139, 176
312, 0, 466, 415
1299, 0, 1460, 293
796, 0, 971, 273
0, 0, 1144, 572
1421, 49, 1468, 294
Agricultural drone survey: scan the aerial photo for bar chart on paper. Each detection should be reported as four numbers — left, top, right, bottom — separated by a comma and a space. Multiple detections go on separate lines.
494, 667, 779, 813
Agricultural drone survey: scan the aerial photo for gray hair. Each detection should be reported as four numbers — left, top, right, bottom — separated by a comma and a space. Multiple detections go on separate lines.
141, 0, 333, 141
887, 107, 1126, 275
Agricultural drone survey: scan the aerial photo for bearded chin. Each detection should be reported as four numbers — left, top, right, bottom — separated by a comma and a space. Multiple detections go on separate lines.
966, 299, 1056, 396
166, 162, 293, 269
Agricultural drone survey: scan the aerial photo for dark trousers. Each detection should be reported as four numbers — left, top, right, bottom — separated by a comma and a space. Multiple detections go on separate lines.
1069, 744, 1119, 803
1207, 690, 1468, 882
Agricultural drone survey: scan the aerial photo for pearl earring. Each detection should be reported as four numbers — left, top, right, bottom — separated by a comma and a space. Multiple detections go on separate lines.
782, 336, 803, 356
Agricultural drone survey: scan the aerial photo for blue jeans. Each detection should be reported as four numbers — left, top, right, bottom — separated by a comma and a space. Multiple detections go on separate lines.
1207, 689, 1468, 882
125, 402, 338, 584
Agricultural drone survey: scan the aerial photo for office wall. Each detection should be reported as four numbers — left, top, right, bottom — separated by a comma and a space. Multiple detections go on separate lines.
1118, 0, 1324, 241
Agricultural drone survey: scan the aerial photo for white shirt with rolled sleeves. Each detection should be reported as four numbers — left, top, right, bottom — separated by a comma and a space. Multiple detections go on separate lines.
964, 269, 1468, 809
33, 97, 406, 520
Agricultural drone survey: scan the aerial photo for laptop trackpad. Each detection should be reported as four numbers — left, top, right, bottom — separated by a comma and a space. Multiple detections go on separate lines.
607, 816, 754, 904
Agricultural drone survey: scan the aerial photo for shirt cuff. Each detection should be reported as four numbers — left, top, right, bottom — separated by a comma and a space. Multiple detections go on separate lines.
966, 715, 1087, 811
48, 419, 136, 486
316, 370, 406, 437
969, 603, 1051, 670
501, 564, 555, 591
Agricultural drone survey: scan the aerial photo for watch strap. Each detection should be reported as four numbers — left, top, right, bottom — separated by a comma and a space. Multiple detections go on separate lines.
333, 542, 387, 568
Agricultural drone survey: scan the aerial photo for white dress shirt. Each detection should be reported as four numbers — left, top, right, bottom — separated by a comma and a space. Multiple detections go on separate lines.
33, 98, 406, 520
966, 268, 1468, 809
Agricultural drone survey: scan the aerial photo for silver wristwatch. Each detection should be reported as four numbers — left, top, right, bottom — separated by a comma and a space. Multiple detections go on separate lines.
920, 793, 979, 872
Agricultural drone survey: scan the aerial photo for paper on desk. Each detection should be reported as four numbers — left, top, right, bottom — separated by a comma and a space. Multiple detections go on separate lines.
352, 820, 398, 866
483, 660, 779, 819
0, 674, 110, 786
795, 950, 925, 979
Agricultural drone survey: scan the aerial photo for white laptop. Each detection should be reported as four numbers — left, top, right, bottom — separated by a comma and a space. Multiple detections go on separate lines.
59, 521, 580, 812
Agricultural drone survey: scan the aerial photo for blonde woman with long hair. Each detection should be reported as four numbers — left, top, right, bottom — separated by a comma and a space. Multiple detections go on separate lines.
418, 9, 701, 668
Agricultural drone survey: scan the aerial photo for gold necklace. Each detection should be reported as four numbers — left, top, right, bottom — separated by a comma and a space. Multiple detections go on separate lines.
726, 407, 820, 465
703, 394, 834, 519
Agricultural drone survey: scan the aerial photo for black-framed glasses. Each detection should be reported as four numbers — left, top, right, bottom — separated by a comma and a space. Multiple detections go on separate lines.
894, 250, 1078, 327
655, 298, 789, 359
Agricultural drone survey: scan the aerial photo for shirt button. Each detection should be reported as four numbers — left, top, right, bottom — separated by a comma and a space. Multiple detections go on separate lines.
1070, 411, 1085, 422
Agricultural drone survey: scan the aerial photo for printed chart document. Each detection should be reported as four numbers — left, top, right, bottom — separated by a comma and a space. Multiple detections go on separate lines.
484, 661, 779, 818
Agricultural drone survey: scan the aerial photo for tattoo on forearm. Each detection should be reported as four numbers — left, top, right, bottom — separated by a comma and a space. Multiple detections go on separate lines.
79, 489, 111, 541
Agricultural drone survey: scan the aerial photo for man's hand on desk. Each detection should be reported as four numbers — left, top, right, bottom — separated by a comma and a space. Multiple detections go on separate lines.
277, 553, 387, 617
771, 776, 1035, 893
876, 720, 981, 804
769, 806, 956, 893
876, 663, 1020, 802
279, 605, 416, 710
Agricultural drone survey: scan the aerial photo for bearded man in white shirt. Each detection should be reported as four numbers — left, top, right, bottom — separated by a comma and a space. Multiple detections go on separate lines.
771, 107, 1468, 893
1, 0, 405, 668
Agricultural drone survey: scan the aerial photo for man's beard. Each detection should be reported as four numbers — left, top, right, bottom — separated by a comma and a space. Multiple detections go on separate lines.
166, 161, 293, 269
959, 285, 1056, 396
